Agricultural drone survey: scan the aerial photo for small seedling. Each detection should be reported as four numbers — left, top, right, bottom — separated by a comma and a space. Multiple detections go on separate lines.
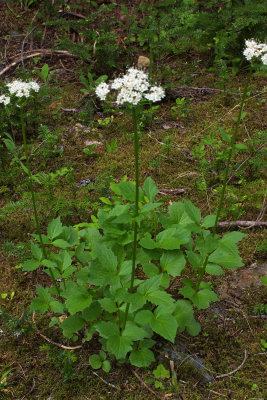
89, 351, 111, 373
152, 364, 170, 389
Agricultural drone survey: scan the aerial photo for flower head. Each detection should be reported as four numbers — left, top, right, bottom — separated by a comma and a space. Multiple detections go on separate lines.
0, 95, 10, 105
95, 82, 110, 101
243, 39, 267, 63
95, 67, 165, 106
6, 79, 40, 98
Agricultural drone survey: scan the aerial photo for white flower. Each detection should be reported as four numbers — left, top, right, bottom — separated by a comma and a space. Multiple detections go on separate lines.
96, 67, 165, 106
243, 39, 267, 63
116, 88, 142, 105
261, 52, 267, 65
6, 79, 40, 98
95, 82, 110, 101
28, 81, 40, 92
144, 86, 165, 102
0, 95, 10, 105
111, 77, 124, 90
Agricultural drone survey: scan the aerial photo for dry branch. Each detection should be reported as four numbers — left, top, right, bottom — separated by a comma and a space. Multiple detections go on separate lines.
32, 312, 82, 350
0, 49, 81, 76
216, 350, 248, 379
217, 220, 267, 228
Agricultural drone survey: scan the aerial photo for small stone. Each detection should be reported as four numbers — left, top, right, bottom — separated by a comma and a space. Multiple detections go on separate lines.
137, 56, 150, 69
84, 140, 102, 147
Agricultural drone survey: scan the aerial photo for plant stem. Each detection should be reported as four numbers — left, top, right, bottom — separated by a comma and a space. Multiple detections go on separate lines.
20, 108, 61, 296
122, 107, 139, 330
195, 67, 253, 290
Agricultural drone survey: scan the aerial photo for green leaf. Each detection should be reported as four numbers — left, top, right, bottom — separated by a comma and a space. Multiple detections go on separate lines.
99, 298, 117, 313
23, 259, 40, 271
95, 321, 119, 339
192, 289, 219, 309
52, 239, 71, 248
137, 275, 162, 295
153, 364, 170, 379
184, 200, 201, 224
107, 334, 133, 359
117, 181, 136, 201
119, 260, 132, 276
140, 236, 156, 249
146, 290, 174, 307
186, 251, 202, 270
235, 143, 248, 150
123, 321, 148, 341
142, 263, 159, 277
89, 354, 102, 370
260, 276, 267, 287
62, 283, 92, 314
30, 286, 52, 313
60, 315, 85, 338
82, 301, 102, 322
47, 217, 63, 240
30, 241, 42, 261
94, 243, 117, 273
206, 263, 224, 275
208, 243, 243, 269
221, 231, 246, 244
102, 360, 111, 372
173, 299, 200, 335
129, 348, 155, 367
201, 215, 216, 228
219, 127, 231, 143
150, 311, 178, 343
143, 177, 158, 202
168, 202, 191, 225
135, 310, 153, 326
140, 202, 161, 214
156, 228, 180, 250
160, 251, 186, 276
50, 300, 64, 314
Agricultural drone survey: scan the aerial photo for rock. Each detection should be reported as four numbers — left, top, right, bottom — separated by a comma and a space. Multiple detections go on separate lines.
158, 340, 213, 385
217, 262, 267, 301
75, 178, 95, 188
137, 56, 150, 69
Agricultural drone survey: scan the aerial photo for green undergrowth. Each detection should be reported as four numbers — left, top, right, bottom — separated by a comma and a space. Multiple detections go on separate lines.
0, 54, 266, 400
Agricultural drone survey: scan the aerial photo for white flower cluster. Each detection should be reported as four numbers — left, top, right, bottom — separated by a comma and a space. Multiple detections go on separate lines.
95, 67, 165, 105
0, 95, 10, 105
95, 82, 110, 101
243, 39, 267, 65
6, 80, 40, 98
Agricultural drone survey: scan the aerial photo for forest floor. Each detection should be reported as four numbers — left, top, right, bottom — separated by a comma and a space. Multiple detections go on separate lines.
0, 1, 266, 399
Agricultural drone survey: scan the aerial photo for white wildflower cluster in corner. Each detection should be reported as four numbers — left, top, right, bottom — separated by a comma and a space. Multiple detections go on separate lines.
95, 67, 165, 105
6, 80, 40, 98
243, 39, 267, 65
0, 95, 10, 105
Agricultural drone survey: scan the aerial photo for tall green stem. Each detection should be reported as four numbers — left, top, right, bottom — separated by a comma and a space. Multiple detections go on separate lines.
20, 108, 61, 296
122, 107, 139, 330
195, 67, 253, 290
212, 67, 253, 233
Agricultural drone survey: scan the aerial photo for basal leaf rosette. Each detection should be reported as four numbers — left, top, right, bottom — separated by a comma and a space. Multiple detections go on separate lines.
95, 67, 165, 105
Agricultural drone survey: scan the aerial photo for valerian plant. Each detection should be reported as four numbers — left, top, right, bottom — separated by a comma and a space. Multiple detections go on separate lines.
20, 45, 265, 369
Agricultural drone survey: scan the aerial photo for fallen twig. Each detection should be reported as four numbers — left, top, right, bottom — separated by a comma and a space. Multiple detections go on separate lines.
91, 370, 120, 391
32, 312, 82, 350
131, 369, 162, 399
21, 378, 35, 400
217, 220, 267, 228
0, 49, 81, 76
215, 350, 247, 379
158, 188, 189, 195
